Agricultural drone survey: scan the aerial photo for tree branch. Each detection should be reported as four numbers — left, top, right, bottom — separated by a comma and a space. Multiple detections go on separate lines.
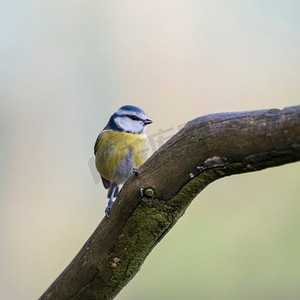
40, 105, 300, 300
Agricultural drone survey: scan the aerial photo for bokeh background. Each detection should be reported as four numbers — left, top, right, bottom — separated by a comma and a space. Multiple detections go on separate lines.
1, 1, 299, 299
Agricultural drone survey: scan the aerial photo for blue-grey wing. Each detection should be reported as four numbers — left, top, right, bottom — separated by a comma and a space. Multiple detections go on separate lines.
94, 132, 102, 155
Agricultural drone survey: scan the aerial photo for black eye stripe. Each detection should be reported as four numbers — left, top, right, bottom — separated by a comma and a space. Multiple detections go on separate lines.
125, 114, 141, 121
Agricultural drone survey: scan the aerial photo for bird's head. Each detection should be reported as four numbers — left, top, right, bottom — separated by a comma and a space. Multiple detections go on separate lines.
108, 105, 152, 134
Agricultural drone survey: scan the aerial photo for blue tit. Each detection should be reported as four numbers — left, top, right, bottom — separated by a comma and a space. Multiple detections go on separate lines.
94, 105, 152, 216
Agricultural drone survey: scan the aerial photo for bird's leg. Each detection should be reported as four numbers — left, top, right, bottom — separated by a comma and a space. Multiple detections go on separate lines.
105, 186, 116, 216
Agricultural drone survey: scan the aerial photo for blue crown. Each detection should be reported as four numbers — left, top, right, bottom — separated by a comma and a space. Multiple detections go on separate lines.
118, 105, 145, 114
105, 105, 146, 131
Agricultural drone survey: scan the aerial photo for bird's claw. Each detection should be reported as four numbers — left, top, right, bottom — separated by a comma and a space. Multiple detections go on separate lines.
131, 167, 139, 176
105, 197, 114, 217
105, 206, 111, 217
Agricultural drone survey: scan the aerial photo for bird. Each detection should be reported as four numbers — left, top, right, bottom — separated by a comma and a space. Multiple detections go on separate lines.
94, 105, 152, 216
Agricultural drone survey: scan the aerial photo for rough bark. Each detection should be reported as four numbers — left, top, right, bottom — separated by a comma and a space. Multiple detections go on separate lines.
40, 105, 300, 300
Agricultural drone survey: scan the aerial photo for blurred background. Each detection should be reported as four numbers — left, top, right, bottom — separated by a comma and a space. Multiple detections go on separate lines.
1, 1, 299, 299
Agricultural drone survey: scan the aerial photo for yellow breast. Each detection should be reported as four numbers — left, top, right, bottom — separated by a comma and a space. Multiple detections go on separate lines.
95, 130, 147, 182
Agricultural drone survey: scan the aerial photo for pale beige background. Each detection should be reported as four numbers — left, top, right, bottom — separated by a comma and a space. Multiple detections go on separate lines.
0, 1, 299, 299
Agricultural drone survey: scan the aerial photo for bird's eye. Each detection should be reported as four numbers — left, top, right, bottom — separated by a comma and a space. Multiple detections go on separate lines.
130, 115, 139, 120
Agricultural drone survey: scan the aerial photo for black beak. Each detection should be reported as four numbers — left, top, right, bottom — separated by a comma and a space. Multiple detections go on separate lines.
144, 118, 153, 125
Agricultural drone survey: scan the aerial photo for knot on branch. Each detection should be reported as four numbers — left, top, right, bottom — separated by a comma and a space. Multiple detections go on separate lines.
203, 156, 228, 168
195, 156, 228, 175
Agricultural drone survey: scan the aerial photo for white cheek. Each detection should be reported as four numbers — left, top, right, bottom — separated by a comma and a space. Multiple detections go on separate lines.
114, 117, 126, 130
115, 117, 145, 133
